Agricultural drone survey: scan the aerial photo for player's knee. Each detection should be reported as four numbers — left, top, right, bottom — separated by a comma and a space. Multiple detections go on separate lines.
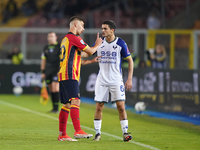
117, 106, 125, 113
96, 103, 104, 112
63, 103, 70, 108
51, 82, 59, 92
71, 99, 80, 106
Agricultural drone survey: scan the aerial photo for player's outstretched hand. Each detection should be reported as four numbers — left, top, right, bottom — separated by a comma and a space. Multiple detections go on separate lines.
91, 56, 102, 63
95, 33, 103, 46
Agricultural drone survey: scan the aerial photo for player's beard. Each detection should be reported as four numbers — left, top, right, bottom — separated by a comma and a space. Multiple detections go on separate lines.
77, 31, 83, 36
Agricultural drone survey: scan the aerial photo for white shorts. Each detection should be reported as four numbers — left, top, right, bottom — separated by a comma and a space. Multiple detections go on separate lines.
94, 79, 126, 103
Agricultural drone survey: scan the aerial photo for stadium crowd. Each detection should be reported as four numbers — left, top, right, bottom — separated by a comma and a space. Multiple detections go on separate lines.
1, 0, 197, 28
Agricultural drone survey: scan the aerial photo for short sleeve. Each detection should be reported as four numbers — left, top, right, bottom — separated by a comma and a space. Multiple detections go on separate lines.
117, 38, 131, 59
41, 46, 46, 59
41, 52, 46, 59
72, 36, 88, 51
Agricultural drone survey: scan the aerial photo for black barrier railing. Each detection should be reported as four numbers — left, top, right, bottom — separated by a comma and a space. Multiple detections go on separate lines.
123, 68, 200, 115
80, 64, 200, 115
0, 64, 41, 94
0, 64, 200, 114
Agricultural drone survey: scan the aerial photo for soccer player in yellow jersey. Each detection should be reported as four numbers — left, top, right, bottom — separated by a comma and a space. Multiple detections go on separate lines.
58, 16, 103, 141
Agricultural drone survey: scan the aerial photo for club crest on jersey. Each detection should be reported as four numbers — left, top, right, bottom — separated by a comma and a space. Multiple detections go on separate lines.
113, 45, 117, 50
49, 48, 54, 53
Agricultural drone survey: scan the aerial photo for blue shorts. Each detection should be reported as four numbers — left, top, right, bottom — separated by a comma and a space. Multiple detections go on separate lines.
59, 80, 80, 104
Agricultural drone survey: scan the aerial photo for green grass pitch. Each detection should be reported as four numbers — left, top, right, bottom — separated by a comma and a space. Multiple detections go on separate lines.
0, 95, 200, 150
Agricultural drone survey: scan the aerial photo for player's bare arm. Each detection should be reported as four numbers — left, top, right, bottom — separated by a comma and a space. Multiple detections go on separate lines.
125, 56, 134, 91
81, 56, 102, 65
81, 51, 89, 58
84, 33, 103, 55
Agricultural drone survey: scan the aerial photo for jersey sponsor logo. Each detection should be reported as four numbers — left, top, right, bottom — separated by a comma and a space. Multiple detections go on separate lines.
100, 60, 116, 64
101, 51, 116, 58
100, 50, 117, 64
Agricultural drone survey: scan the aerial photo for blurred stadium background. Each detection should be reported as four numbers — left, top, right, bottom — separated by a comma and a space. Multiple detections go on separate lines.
0, 0, 200, 124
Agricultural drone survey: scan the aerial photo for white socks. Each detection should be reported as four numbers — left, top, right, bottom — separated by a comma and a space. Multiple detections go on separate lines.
120, 119, 128, 134
94, 119, 128, 134
94, 120, 102, 134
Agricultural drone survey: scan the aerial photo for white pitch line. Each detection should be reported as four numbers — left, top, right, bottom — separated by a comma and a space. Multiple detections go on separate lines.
0, 100, 161, 150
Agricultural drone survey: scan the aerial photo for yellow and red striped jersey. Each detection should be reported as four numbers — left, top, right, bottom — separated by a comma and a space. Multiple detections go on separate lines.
58, 32, 88, 82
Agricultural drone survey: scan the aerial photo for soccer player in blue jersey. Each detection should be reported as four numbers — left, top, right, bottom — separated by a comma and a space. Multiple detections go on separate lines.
93, 20, 134, 141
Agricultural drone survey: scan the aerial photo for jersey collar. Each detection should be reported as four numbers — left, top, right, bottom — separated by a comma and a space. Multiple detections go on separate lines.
68, 32, 78, 36
105, 37, 117, 44
48, 41, 58, 46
